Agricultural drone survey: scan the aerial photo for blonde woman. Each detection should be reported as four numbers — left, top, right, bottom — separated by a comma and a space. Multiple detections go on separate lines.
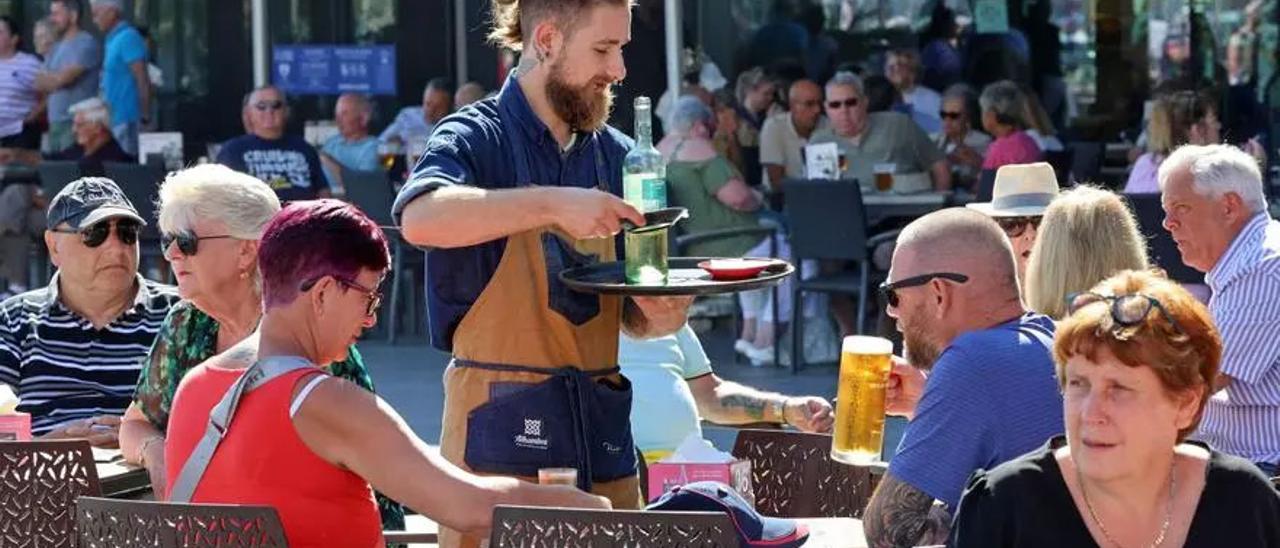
1124, 91, 1219, 194
1025, 186, 1149, 318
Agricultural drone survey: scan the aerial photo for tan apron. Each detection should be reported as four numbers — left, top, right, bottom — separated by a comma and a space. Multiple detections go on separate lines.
437, 138, 640, 548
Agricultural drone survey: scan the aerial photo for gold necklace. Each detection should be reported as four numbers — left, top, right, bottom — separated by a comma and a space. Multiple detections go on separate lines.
1078, 465, 1175, 548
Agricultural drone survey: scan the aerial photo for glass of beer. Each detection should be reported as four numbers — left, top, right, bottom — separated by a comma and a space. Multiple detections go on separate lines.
872, 163, 896, 192
377, 141, 402, 171
538, 467, 578, 486
624, 228, 669, 285
831, 335, 894, 466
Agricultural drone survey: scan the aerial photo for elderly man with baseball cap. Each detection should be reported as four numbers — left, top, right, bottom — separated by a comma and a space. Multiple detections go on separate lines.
966, 162, 1060, 283
0, 177, 178, 445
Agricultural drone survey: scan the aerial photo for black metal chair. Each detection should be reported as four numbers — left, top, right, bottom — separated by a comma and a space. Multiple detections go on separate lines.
1068, 141, 1105, 185
1123, 193, 1204, 284
0, 440, 102, 548
783, 179, 896, 371
975, 168, 997, 202
37, 161, 82, 201
75, 497, 288, 547
342, 167, 424, 343
488, 505, 737, 547
731, 429, 881, 519
1044, 147, 1075, 188
104, 162, 167, 277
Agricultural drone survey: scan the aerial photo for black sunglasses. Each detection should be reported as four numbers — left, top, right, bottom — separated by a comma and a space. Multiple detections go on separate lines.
940, 111, 964, 120
51, 219, 141, 248
995, 216, 1043, 238
826, 98, 859, 109
879, 272, 970, 308
254, 100, 285, 112
1065, 292, 1186, 336
300, 276, 383, 318
161, 231, 235, 256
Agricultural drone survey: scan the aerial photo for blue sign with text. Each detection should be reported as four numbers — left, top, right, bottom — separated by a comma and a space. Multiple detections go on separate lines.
272, 45, 397, 96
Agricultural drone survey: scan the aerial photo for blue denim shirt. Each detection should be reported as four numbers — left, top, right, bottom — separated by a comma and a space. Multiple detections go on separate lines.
392, 75, 633, 352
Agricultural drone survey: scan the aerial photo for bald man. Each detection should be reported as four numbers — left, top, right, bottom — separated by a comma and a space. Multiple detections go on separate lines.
862, 208, 1064, 547
759, 79, 828, 193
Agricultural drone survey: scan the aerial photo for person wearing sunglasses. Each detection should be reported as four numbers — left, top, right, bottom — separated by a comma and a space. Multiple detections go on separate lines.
950, 270, 1280, 547
114, 164, 406, 529
808, 71, 951, 194
163, 200, 609, 547
0, 177, 180, 445
863, 208, 1063, 547
967, 162, 1059, 284
1160, 144, 1280, 477
933, 85, 991, 191
216, 85, 332, 202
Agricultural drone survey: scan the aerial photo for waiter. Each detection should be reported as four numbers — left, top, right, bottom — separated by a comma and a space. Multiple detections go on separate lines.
393, 1, 690, 546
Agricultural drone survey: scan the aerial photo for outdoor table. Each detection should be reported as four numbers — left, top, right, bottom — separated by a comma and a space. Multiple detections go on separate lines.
92, 447, 151, 499
863, 190, 972, 225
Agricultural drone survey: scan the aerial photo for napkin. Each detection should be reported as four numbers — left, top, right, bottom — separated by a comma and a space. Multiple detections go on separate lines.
660, 433, 735, 464
0, 384, 18, 415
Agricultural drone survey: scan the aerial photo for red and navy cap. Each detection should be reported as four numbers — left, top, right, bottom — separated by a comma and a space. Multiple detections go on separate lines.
646, 481, 809, 548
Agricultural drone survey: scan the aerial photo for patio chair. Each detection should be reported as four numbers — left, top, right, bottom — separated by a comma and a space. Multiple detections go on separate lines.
342, 167, 425, 343
1044, 148, 1075, 188
731, 429, 881, 519
488, 504, 737, 547
1123, 193, 1203, 284
784, 179, 897, 371
104, 162, 167, 276
675, 225, 780, 365
37, 160, 82, 200
0, 440, 102, 548
1068, 141, 1104, 186
76, 497, 287, 547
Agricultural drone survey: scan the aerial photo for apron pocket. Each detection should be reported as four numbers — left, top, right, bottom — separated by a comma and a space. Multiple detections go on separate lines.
464, 376, 580, 477
542, 232, 601, 326
585, 375, 638, 483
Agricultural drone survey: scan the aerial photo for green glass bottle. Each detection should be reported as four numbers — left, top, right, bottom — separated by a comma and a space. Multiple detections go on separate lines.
623, 96, 666, 212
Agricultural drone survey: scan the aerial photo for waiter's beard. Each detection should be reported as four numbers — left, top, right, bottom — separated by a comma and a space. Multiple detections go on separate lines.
546, 58, 614, 132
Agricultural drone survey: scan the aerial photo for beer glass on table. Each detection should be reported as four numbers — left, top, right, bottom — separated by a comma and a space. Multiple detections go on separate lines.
873, 163, 895, 193
538, 467, 578, 487
831, 336, 893, 466
377, 141, 402, 171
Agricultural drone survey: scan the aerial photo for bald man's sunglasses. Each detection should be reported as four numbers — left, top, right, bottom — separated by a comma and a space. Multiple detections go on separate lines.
879, 272, 969, 308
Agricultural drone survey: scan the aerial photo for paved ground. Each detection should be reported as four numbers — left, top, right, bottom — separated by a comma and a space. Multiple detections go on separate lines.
359, 317, 906, 455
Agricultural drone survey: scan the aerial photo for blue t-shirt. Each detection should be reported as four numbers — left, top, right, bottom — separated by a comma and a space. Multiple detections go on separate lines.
618, 324, 715, 455
888, 313, 1064, 511
216, 134, 329, 202
100, 22, 147, 125
320, 135, 380, 188
45, 32, 101, 124
391, 75, 632, 353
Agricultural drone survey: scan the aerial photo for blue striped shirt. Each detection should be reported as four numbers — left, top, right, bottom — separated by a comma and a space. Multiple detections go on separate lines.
1198, 213, 1280, 464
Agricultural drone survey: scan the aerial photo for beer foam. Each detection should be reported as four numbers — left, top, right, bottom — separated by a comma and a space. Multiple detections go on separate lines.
842, 336, 893, 355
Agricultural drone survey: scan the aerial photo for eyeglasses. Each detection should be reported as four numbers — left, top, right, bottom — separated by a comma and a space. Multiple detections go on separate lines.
253, 100, 285, 112
826, 98, 859, 109
940, 111, 964, 120
1065, 292, 1185, 336
879, 272, 970, 308
50, 219, 141, 248
995, 216, 1042, 238
300, 275, 383, 318
161, 231, 236, 256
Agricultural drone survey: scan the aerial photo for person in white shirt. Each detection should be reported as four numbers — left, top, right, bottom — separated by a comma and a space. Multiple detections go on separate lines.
0, 16, 45, 152
886, 49, 942, 125
379, 77, 453, 145
758, 79, 827, 196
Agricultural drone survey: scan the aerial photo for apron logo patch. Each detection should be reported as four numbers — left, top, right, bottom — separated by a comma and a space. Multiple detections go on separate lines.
601, 441, 623, 455
515, 418, 548, 450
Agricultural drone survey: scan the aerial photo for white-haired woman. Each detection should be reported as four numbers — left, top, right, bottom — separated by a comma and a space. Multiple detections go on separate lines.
656, 95, 792, 364
117, 164, 404, 529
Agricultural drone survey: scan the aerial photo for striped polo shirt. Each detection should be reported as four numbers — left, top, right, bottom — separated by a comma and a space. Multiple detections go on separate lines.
0, 274, 179, 435
1198, 213, 1280, 464
0, 51, 42, 138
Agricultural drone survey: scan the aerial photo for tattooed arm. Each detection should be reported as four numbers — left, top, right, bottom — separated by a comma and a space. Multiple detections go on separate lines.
863, 472, 952, 548
686, 374, 834, 432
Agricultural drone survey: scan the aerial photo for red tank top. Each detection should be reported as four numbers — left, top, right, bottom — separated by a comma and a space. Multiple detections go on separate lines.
165, 364, 383, 547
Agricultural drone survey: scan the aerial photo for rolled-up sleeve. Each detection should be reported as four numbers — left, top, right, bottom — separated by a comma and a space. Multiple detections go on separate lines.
392, 120, 482, 223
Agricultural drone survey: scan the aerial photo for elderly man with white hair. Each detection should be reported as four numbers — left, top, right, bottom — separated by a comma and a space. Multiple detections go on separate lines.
89, 0, 149, 156
1160, 143, 1280, 474
319, 92, 380, 193
48, 97, 133, 175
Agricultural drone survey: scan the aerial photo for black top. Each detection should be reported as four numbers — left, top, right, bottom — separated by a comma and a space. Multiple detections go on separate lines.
949, 436, 1280, 548
48, 138, 135, 177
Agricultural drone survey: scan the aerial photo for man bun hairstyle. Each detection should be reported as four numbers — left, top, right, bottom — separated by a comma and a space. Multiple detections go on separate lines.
488, 0, 634, 52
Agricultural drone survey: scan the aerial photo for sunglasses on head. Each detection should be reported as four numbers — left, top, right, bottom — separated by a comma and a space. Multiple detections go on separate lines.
161, 231, 235, 256
300, 275, 383, 318
51, 219, 141, 248
1065, 292, 1185, 336
254, 100, 285, 112
940, 111, 964, 120
995, 216, 1042, 238
826, 98, 859, 109
879, 272, 970, 308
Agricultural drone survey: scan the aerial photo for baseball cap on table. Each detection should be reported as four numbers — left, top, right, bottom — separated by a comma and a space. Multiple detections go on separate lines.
966, 162, 1059, 218
47, 177, 146, 230
646, 481, 809, 548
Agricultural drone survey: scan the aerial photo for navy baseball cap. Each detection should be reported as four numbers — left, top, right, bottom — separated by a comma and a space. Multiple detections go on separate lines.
646, 481, 809, 548
46, 177, 145, 230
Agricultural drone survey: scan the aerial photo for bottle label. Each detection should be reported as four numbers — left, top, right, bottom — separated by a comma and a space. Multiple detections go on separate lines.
642, 177, 666, 212
623, 173, 647, 211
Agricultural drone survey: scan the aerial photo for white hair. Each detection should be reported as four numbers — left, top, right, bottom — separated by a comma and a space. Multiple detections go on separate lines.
157, 164, 281, 239
1157, 144, 1267, 214
825, 71, 864, 97
668, 95, 713, 135
68, 97, 111, 126
89, 0, 122, 10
